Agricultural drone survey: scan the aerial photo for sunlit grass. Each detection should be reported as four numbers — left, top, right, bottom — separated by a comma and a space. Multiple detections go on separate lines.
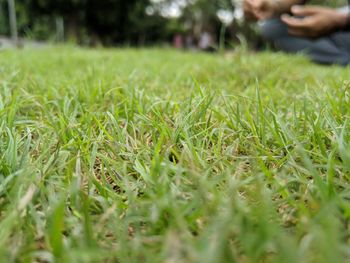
0, 47, 350, 262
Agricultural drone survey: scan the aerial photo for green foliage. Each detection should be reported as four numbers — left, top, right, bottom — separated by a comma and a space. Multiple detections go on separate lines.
0, 0, 9, 35
1, 0, 239, 44
0, 47, 350, 262
1, 0, 172, 44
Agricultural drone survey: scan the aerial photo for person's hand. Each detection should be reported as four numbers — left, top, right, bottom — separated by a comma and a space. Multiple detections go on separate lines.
243, 0, 279, 21
281, 5, 349, 38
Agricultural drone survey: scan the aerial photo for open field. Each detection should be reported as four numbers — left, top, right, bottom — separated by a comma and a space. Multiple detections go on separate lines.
0, 47, 350, 262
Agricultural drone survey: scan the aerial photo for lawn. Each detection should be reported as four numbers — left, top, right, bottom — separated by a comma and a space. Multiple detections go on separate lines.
0, 47, 350, 263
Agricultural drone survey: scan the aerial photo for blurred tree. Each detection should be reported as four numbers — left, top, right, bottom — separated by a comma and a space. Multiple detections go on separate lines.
7, 0, 18, 45
85, 0, 136, 44
151, 0, 235, 45
126, 0, 171, 44
29, 0, 87, 41
85, 0, 170, 45
16, 0, 170, 45
0, 0, 8, 35
0, 0, 240, 46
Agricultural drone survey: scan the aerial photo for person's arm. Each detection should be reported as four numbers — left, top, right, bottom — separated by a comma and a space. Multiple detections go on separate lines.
281, 5, 350, 38
244, 0, 305, 21
273, 0, 305, 14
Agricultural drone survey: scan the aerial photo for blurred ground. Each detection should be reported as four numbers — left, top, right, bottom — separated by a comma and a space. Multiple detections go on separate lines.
0, 36, 46, 50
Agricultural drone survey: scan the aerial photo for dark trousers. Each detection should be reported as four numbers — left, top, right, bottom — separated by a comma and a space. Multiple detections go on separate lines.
260, 18, 350, 65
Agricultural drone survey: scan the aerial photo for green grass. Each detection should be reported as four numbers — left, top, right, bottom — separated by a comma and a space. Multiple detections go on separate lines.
0, 47, 350, 263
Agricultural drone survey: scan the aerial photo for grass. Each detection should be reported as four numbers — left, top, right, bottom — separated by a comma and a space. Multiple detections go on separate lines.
0, 46, 350, 263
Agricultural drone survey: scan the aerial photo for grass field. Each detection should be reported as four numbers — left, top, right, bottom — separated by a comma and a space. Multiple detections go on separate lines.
0, 47, 350, 263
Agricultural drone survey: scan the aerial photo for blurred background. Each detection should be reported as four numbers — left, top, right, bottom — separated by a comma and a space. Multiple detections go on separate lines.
0, 0, 261, 50
0, 0, 346, 50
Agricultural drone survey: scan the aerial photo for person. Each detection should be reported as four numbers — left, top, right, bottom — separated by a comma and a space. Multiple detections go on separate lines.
173, 34, 184, 49
198, 31, 216, 52
243, 0, 350, 65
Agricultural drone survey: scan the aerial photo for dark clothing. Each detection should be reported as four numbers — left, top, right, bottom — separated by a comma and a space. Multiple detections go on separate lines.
260, 18, 350, 65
